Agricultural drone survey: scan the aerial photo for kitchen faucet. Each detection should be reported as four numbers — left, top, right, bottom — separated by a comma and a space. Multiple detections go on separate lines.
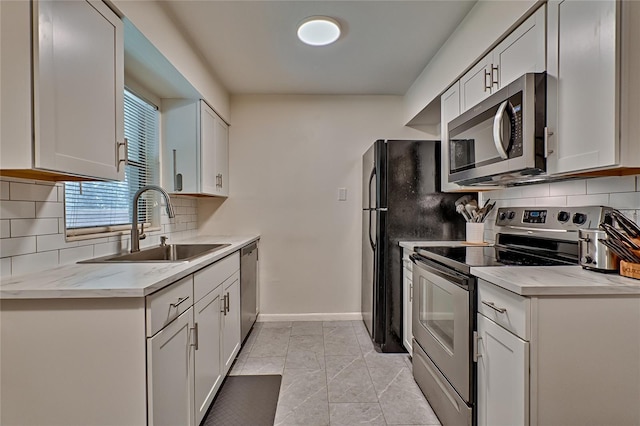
130, 185, 175, 253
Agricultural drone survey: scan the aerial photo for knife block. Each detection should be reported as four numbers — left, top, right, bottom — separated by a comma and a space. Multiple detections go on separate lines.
620, 261, 640, 280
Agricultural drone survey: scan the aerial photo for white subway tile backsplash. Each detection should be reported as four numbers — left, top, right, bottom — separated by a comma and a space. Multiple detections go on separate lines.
59, 246, 95, 264
11, 218, 59, 237
535, 196, 567, 207
1, 220, 10, 239
567, 194, 610, 206
587, 176, 636, 194
36, 234, 78, 252
0, 237, 36, 258
520, 183, 550, 198
609, 192, 640, 210
549, 180, 587, 197
1, 257, 11, 277
1, 201, 35, 219
0, 181, 9, 200
35, 201, 64, 218
11, 251, 59, 276
9, 182, 57, 202
0, 179, 198, 277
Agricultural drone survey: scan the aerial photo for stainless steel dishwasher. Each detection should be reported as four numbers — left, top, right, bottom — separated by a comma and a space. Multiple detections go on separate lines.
240, 241, 258, 341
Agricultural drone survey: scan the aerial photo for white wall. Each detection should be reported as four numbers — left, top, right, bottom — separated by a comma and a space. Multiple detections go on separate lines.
198, 95, 431, 317
0, 177, 198, 277
481, 176, 640, 242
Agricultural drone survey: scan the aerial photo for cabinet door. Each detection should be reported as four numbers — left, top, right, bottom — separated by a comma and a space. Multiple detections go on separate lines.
546, 0, 618, 174
200, 101, 218, 195
214, 118, 229, 197
477, 314, 529, 426
147, 308, 195, 426
221, 273, 241, 375
194, 287, 223, 425
494, 5, 546, 90
35, 0, 124, 180
460, 53, 493, 113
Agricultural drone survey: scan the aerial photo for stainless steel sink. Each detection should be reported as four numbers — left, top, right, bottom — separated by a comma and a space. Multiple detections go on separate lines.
79, 243, 231, 263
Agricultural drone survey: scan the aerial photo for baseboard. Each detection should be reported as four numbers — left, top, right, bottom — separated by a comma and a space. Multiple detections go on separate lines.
257, 312, 363, 322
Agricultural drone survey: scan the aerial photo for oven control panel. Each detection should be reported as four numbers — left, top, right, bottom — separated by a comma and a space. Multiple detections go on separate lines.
495, 206, 613, 230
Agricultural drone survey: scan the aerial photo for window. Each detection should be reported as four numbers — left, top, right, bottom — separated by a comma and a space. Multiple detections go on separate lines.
65, 89, 159, 237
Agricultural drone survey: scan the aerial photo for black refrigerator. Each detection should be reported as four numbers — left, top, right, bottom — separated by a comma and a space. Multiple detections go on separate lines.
362, 139, 472, 353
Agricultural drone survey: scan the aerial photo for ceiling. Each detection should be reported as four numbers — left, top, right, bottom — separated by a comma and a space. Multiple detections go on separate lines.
159, 1, 477, 96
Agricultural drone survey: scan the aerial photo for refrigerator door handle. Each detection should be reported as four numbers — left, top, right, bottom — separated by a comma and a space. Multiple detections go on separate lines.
369, 210, 375, 250
368, 166, 376, 209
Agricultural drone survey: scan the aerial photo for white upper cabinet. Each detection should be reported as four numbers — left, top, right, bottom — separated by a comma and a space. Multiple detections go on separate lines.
460, 5, 546, 113
163, 99, 229, 197
546, 0, 640, 175
0, 0, 124, 181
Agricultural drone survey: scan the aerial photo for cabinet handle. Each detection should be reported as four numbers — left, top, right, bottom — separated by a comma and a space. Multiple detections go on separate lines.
170, 296, 189, 309
220, 174, 223, 189
484, 69, 492, 92
473, 331, 482, 362
409, 282, 413, 303
117, 138, 128, 171
191, 323, 199, 350
544, 126, 555, 157
491, 64, 499, 88
481, 300, 507, 314
225, 291, 230, 313
222, 293, 228, 316
173, 149, 183, 192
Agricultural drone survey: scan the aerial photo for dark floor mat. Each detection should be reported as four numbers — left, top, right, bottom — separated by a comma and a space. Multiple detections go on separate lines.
203, 375, 282, 426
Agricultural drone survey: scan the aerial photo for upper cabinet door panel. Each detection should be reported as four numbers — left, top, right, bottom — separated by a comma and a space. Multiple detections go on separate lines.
35, 0, 124, 180
494, 5, 546, 90
200, 101, 218, 195
460, 54, 493, 114
214, 118, 229, 197
546, 0, 618, 174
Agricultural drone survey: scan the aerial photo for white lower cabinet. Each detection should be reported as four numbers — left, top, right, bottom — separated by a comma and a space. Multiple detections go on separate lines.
147, 307, 196, 426
476, 278, 640, 425
221, 273, 242, 374
194, 288, 223, 425
476, 314, 529, 426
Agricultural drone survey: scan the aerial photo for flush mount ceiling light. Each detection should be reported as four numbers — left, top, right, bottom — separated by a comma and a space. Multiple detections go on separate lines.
297, 16, 341, 46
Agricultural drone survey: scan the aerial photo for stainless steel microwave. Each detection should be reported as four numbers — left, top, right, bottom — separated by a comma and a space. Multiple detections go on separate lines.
447, 73, 546, 186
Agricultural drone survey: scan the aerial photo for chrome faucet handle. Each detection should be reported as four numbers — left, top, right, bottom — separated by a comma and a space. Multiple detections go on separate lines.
160, 236, 168, 246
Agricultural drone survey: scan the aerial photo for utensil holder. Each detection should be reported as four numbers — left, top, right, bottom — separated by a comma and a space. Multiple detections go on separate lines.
466, 222, 485, 244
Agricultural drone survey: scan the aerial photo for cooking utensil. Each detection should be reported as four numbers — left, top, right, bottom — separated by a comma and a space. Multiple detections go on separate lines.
465, 203, 478, 222
456, 204, 472, 222
599, 223, 640, 250
611, 210, 640, 238
455, 195, 473, 207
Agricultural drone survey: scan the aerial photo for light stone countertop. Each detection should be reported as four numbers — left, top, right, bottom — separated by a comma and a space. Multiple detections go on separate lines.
472, 265, 640, 296
0, 235, 259, 299
399, 240, 468, 250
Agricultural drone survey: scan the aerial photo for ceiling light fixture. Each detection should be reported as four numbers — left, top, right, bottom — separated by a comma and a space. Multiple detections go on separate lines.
297, 16, 341, 46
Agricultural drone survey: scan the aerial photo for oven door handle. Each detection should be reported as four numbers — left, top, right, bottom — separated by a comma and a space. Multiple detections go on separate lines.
492, 100, 511, 160
410, 254, 469, 288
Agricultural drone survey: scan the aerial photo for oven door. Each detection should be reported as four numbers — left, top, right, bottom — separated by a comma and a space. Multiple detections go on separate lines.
411, 255, 472, 401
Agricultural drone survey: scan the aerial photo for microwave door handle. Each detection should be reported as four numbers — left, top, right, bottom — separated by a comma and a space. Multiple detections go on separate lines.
492, 100, 510, 160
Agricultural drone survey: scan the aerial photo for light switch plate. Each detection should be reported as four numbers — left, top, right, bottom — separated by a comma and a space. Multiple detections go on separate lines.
338, 187, 347, 201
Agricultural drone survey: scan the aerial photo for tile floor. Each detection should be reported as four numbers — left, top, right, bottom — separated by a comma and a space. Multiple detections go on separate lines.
229, 320, 441, 426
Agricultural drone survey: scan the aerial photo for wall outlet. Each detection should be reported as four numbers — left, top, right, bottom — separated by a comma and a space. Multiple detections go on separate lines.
338, 188, 347, 201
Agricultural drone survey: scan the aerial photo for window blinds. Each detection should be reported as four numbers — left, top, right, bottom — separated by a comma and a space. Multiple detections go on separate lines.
65, 90, 159, 232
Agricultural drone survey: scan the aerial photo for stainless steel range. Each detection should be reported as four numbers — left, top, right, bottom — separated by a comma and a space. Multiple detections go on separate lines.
410, 205, 612, 426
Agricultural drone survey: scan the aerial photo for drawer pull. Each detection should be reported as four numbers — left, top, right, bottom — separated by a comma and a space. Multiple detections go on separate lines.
170, 296, 189, 309
481, 300, 507, 314
191, 323, 199, 350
